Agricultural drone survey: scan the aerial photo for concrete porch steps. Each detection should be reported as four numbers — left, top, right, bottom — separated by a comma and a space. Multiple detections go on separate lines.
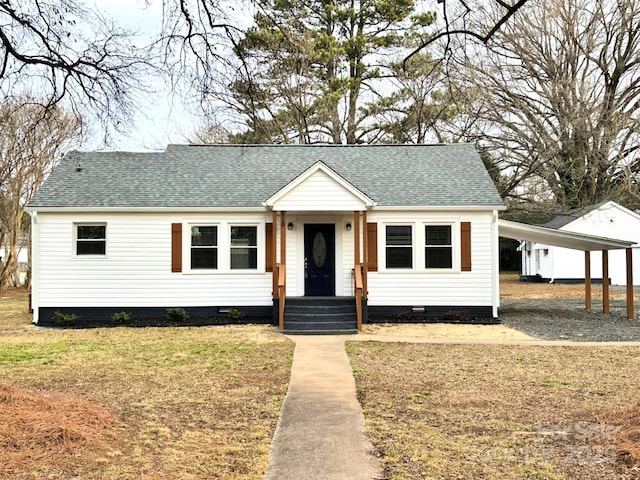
283, 297, 358, 334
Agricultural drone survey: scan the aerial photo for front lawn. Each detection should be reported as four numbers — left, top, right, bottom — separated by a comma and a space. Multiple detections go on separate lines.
348, 341, 640, 479
0, 289, 294, 480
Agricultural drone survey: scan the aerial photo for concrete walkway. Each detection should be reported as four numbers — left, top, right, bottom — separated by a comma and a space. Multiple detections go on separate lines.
264, 332, 640, 480
264, 335, 383, 480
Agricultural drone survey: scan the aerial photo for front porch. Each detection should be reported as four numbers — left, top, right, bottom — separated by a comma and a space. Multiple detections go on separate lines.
270, 210, 371, 333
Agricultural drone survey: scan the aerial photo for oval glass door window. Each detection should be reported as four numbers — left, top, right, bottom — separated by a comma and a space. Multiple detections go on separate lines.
312, 232, 327, 267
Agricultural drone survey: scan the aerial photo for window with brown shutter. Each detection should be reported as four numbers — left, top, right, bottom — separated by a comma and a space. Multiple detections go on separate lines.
171, 223, 182, 272
461, 221, 472, 272
367, 223, 378, 272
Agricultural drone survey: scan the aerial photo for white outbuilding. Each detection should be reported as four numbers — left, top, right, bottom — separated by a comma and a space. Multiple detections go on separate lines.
519, 201, 640, 286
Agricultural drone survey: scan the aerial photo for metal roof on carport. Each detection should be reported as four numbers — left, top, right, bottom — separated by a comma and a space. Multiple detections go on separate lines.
498, 219, 637, 319
499, 219, 636, 251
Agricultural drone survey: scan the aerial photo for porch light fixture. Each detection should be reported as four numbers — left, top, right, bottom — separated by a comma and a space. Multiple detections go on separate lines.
346, 222, 352, 231
287, 222, 294, 231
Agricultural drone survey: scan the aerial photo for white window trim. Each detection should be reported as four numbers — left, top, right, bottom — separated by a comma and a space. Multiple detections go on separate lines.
185, 222, 220, 273
229, 223, 261, 272
73, 222, 107, 257
378, 220, 463, 273
381, 222, 415, 271
183, 220, 266, 274
423, 222, 457, 272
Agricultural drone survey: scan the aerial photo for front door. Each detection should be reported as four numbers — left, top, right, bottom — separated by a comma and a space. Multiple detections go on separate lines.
304, 224, 335, 296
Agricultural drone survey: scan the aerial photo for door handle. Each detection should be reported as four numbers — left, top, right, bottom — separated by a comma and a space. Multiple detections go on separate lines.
304, 257, 308, 278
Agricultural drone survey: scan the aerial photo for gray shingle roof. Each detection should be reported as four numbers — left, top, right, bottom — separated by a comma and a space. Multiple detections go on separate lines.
541, 202, 607, 229
28, 143, 504, 209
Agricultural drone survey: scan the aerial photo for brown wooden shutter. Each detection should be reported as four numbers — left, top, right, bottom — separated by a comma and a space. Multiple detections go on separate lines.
265, 223, 273, 272
461, 221, 471, 272
366, 223, 378, 272
171, 223, 182, 272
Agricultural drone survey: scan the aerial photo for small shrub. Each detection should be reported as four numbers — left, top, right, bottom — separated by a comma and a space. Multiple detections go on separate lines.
112, 311, 132, 325
53, 310, 79, 326
228, 308, 245, 321
391, 309, 415, 322
166, 307, 189, 322
441, 310, 471, 323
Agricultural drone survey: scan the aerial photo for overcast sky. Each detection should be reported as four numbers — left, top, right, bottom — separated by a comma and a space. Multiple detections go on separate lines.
88, 0, 201, 152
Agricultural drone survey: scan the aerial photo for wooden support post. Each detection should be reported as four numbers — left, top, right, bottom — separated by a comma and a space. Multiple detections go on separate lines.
627, 248, 634, 320
280, 212, 286, 268
272, 211, 277, 298
354, 211, 362, 332
279, 212, 287, 330
584, 251, 591, 311
354, 211, 360, 270
362, 210, 368, 299
602, 250, 610, 315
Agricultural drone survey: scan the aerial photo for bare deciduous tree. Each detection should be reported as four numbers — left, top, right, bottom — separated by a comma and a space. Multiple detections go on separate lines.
0, 99, 80, 290
0, 1, 148, 136
459, 0, 640, 211
404, 0, 530, 65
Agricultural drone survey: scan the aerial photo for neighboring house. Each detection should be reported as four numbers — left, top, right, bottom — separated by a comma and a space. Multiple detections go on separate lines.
26, 144, 505, 329
0, 234, 29, 285
519, 201, 640, 285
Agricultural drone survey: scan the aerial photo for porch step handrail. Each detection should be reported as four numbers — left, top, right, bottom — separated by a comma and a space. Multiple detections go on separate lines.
354, 264, 363, 331
278, 264, 286, 330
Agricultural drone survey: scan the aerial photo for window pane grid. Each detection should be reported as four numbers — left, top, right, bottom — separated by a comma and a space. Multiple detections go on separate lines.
425, 225, 452, 269
230, 226, 257, 269
76, 224, 106, 255
386, 225, 413, 268
191, 225, 218, 269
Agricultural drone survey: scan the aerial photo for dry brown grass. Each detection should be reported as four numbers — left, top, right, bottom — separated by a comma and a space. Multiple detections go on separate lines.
348, 342, 640, 480
500, 272, 640, 301
0, 290, 294, 479
0, 383, 114, 478
609, 403, 640, 469
362, 322, 536, 340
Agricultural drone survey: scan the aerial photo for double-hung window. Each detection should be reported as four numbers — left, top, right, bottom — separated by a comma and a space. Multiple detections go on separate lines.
425, 225, 452, 269
191, 225, 218, 269
76, 224, 106, 255
385, 225, 412, 269
230, 226, 258, 269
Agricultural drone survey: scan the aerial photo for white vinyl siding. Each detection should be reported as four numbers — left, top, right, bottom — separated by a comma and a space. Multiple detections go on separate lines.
272, 170, 368, 211
368, 211, 495, 307
32, 209, 500, 317
35, 213, 271, 309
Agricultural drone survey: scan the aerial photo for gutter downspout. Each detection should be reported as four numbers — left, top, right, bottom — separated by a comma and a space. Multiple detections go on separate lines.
29, 211, 38, 323
492, 210, 499, 319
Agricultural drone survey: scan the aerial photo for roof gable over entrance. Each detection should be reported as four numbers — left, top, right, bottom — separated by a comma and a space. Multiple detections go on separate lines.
264, 162, 375, 211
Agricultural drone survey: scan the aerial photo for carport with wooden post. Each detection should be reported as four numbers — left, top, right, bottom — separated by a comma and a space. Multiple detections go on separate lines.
499, 220, 637, 319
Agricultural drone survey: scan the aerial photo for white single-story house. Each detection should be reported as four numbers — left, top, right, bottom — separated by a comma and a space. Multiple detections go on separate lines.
519, 201, 640, 286
26, 143, 507, 331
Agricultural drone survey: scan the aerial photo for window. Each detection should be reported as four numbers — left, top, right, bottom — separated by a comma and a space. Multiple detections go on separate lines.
76, 224, 106, 255
425, 225, 452, 269
385, 225, 412, 268
230, 226, 257, 269
191, 225, 217, 269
